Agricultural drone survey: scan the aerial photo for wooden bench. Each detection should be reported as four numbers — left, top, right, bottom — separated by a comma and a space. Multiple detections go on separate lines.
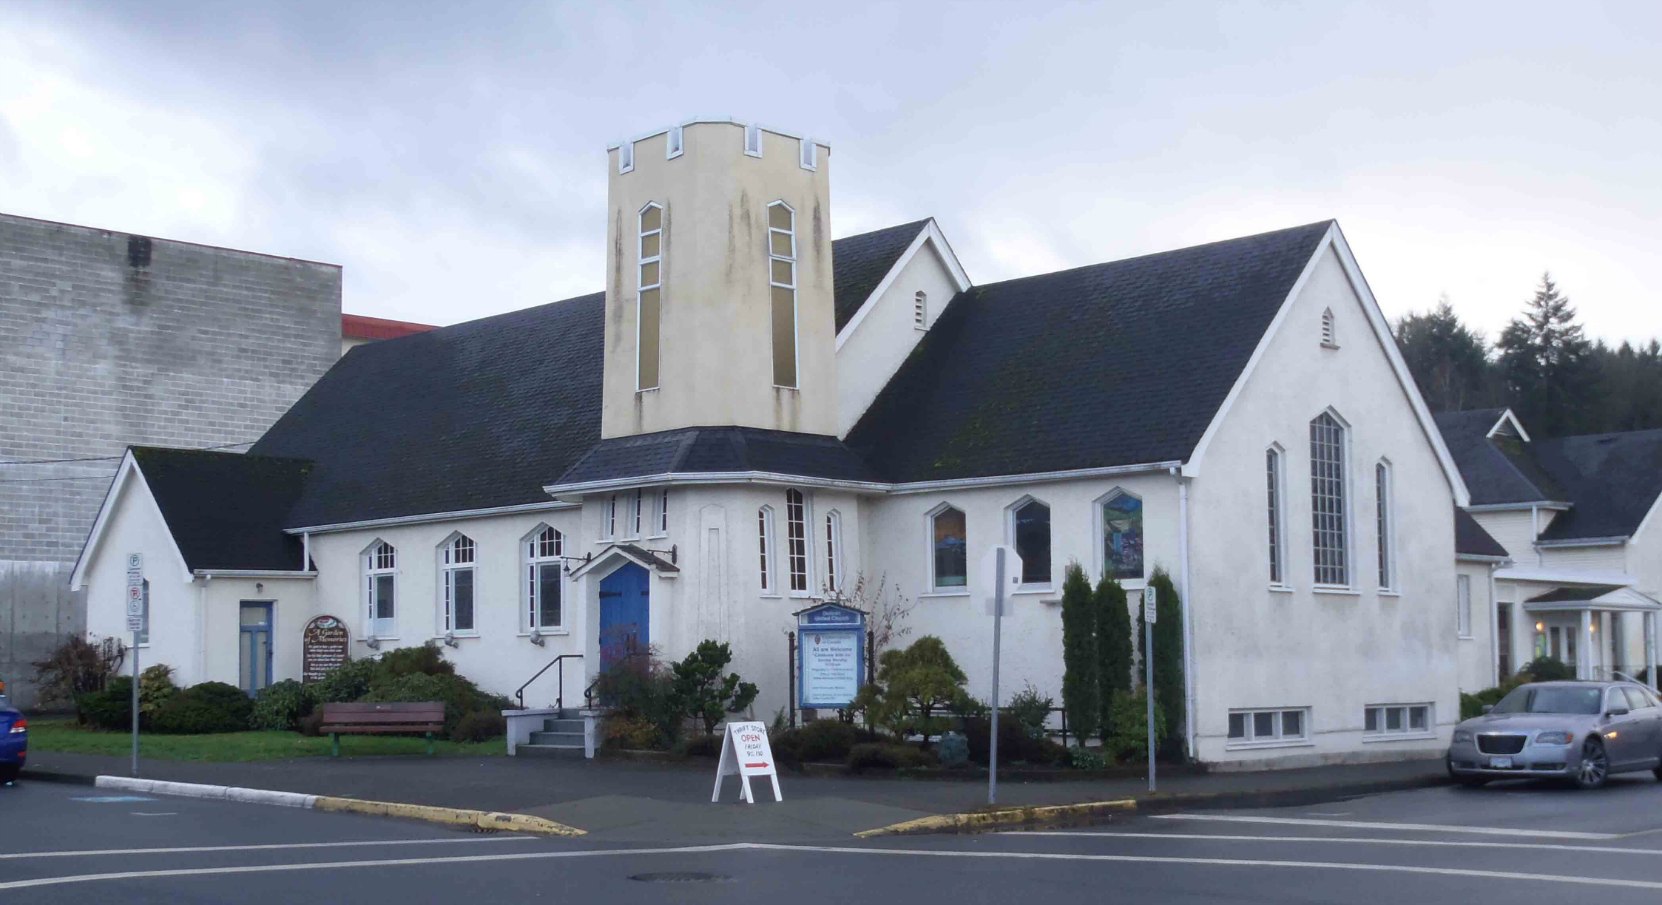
319, 701, 445, 757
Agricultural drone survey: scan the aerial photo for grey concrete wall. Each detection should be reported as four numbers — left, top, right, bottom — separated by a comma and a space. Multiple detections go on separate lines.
0, 561, 85, 711
0, 213, 342, 706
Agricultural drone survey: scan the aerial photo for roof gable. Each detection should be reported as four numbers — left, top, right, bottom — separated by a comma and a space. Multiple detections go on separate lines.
1533, 430, 1662, 541
133, 447, 313, 571
1434, 408, 1563, 505
845, 222, 1333, 482
1455, 507, 1509, 559
831, 220, 931, 332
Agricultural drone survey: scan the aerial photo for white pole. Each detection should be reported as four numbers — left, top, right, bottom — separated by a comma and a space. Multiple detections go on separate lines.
1145, 603, 1156, 793
130, 633, 140, 777
989, 547, 1004, 806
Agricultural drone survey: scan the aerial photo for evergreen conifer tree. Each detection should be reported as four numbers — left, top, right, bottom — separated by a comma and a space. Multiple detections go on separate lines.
1094, 574, 1133, 741
1496, 273, 1597, 436
1140, 569, 1186, 754
1059, 563, 1099, 742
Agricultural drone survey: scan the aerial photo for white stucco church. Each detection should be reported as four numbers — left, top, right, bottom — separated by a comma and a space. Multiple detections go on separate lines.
72, 118, 1661, 767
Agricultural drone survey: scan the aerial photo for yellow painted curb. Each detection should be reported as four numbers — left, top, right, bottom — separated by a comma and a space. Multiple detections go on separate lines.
854, 798, 1137, 838
312, 796, 585, 836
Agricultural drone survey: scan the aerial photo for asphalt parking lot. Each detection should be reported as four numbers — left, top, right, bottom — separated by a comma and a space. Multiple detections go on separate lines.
4, 776, 1662, 903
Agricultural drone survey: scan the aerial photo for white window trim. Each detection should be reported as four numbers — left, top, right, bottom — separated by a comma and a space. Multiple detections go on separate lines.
1362, 703, 1435, 741
601, 494, 619, 541
785, 489, 813, 597
799, 137, 817, 171
637, 203, 663, 393
926, 502, 969, 594
437, 533, 478, 637
1004, 495, 1053, 592
524, 525, 566, 634
767, 200, 799, 390
758, 505, 779, 597
647, 487, 670, 539
363, 540, 398, 640
618, 140, 634, 174
666, 125, 684, 159
744, 124, 763, 157
1093, 487, 1146, 585
1225, 707, 1313, 750
823, 508, 843, 596
1266, 444, 1287, 589
1310, 408, 1353, 590
1376, 459, 1396, 592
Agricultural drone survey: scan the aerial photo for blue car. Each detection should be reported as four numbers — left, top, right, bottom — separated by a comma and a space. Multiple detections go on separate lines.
0, 681, 26, 784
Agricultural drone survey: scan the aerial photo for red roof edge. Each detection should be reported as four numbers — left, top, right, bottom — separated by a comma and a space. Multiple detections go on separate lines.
342, 313, 438, 341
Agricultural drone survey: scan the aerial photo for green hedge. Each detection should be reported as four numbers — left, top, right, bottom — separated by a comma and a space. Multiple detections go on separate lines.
151, 682, 253, 734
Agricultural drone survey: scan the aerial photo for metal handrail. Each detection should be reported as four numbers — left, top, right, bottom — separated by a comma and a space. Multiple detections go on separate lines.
514, 654, 584, 710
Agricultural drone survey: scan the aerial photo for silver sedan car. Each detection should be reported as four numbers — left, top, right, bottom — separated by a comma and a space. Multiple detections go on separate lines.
1446, 681, 1662, 789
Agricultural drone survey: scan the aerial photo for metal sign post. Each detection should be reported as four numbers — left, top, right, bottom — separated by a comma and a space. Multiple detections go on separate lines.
1143, 584, 1158, 794
126, 553, 144, 777
979, 545, 1022, 806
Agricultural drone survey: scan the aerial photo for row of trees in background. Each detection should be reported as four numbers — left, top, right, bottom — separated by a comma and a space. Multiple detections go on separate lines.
1395, 274, 1662, 435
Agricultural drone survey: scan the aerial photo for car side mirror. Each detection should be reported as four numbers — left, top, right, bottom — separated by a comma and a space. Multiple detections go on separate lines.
1606, 708, 1630, 719
1480, 705, 1493, 714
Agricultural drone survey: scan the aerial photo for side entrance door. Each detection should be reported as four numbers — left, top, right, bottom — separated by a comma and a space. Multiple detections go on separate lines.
598, 564, 650, 672
239, 601, 274, 695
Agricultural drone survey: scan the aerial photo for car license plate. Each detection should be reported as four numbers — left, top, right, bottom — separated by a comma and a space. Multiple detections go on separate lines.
1489, 756, 1513, 769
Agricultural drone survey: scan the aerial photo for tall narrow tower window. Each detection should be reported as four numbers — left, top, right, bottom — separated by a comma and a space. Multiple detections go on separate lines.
1310, 411, 1350, 586
799, 137, 817, 170
638, 203, 663, 390
768, 201, 798, 388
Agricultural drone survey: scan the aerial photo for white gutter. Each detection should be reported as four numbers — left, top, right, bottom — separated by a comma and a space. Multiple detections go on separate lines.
1465, 502, 1570, 513
192, 570, 318, 579
285, 500, 581, 536
1535, 536, 1629, 548
1174, 468, 1197, 760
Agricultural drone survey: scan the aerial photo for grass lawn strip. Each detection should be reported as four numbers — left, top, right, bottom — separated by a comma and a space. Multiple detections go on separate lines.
27, 718, 502, 761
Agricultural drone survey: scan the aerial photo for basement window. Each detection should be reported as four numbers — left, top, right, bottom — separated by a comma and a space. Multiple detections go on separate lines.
1364, 703, 1431, 738
1227, 707, 1309, 746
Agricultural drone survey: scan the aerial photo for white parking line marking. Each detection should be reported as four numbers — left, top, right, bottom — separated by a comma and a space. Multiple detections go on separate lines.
0, 835, 539, 860
130, 812, 178, 817
5, 842, 1662, 893
1003, 831, 1662, 856
1151, 813, 1620, 840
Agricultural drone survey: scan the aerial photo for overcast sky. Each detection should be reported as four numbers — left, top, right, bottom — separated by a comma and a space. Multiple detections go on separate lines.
4, 1, 1658, 346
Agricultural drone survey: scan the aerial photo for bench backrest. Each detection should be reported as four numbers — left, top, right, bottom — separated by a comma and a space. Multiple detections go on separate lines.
319, 701, 445, 726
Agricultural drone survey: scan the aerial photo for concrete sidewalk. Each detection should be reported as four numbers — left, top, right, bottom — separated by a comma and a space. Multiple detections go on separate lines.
23, 750, 1447, 843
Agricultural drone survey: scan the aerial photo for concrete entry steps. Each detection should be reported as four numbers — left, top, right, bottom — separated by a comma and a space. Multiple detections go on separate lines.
518, 711, 587, 759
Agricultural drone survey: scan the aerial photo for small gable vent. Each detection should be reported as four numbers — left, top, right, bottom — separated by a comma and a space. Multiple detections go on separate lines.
913, 291, 927, 329
1320, 307, 1337, 348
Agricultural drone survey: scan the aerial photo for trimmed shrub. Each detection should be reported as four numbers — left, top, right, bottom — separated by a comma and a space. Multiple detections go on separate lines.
847, 742, 937, 772
1094, 575, 1133, 740
312, 657, 380, 704
603, 714, 664, 750
1105, 689, 1166, 762
963, 715, 1070, 766
137, 665, 179, 724
937, 730, 970, 768
151, 682, 253, 734
377, 642, 456, 678
1059, 564, 1100, 742
671, 640, 759, 735
77, 676, 134, 731
363, 672, 497, 740
771, 720, 878, 764
251, 680, 317, 731
1142, 568, 1186, 755
451, 709, 506, 743
1004, 683, 1053, 740
1519, 657, 1574, 682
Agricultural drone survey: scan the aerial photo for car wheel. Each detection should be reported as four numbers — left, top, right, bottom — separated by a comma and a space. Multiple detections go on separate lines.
1573, 737, 1609, 790
1455, 776, 1490, 788
0, 764, 18, 784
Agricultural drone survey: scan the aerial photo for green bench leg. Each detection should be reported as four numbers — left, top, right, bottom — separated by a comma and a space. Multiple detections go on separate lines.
426, 732, 434, 756
331, 733, 340, 758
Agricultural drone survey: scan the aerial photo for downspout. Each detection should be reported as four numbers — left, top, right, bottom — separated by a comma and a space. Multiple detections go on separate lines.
302, 532, 311, 571
196, 575, 210, 685
1487, 563, 1500, 687
1529, 506, 1541, 567
1173, 467, 1197, 760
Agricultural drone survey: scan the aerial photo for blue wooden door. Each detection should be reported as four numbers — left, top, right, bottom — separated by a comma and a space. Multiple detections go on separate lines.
598, 564, 650, 671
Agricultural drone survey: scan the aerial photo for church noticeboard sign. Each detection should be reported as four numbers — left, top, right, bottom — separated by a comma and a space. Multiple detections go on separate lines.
795, 603, 865, 710
302, 615, 349, 683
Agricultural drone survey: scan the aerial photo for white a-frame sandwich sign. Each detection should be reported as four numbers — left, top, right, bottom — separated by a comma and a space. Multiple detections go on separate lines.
711, 721, 782, 804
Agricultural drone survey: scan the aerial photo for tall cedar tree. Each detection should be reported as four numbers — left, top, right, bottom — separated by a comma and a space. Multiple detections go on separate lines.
1094, 575, 1133, 742
1496, 273, 1597, 436
1059, 563, 1100, 742
1138, 569, 1186, 755
1394, 297, 1495, 412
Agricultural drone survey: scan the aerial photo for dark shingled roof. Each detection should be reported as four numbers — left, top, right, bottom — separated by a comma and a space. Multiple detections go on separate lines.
553, 426, 882, 488
832, 219, 930, 331
845, 221, 1333, 482
131, 447, 312, 571
1433, 409, 1563, 505
1526, 585, 1626, 604
1534, 430, 1662, 541
251, 293, 606, 527
1455, 508, 1509, 559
